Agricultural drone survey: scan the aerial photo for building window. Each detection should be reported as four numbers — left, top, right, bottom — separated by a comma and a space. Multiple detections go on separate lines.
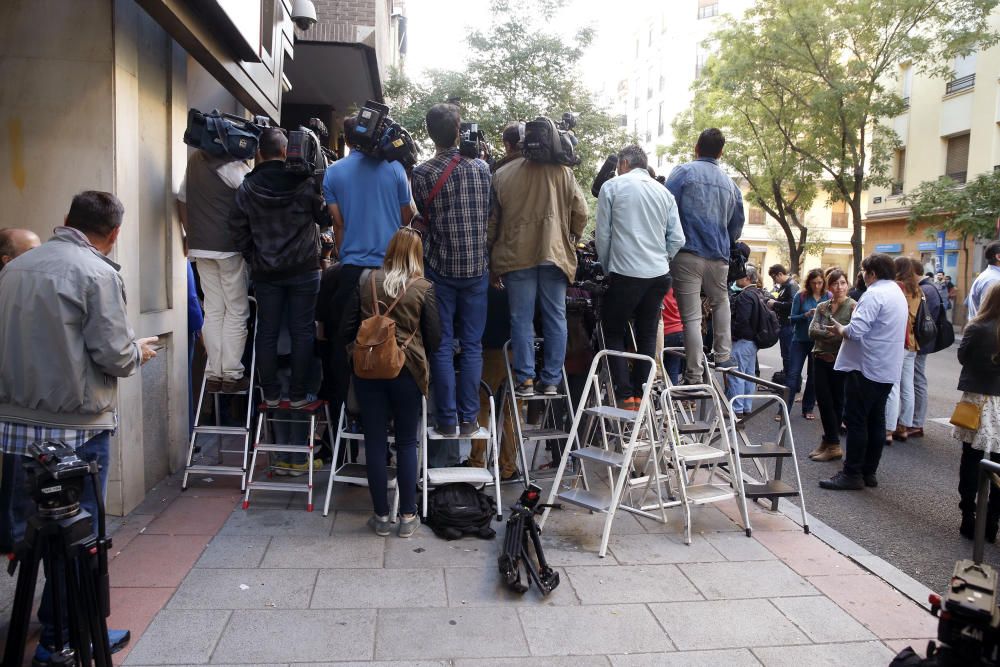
945, 133, 970, 184
695, 47, 709, 78
892, 148, 905, 195
658, 102, 665, 138
900, 63, 912, 110
748, 207, 766, 225
946, 53, 976, 95
648, 27, 654, 47
831, 200, 848, 228
645, 109, 653, 143
647, 65, 654, 99
698, 0, 719, 19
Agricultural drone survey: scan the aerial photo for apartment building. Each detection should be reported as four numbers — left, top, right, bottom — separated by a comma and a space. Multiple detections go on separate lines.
865, 12, 1000, 322
623, 0, 855, 278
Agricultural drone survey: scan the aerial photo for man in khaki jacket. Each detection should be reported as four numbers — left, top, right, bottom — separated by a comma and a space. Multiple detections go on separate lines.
488, 150, 588, 397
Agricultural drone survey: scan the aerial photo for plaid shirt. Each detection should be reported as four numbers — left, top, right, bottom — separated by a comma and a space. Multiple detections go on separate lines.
0, 421, 107, 456
412, 148, 492, 278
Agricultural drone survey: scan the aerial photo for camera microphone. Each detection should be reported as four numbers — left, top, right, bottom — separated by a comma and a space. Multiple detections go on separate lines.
591, 154, 618, 198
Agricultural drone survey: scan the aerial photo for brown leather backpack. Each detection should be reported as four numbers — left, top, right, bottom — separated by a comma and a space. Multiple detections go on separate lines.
353, 275, 417, 380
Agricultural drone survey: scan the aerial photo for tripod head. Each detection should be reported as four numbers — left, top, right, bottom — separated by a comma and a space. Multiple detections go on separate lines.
24, 442, 94, 520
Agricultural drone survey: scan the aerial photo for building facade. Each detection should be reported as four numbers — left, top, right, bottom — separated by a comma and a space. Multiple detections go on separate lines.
865, 11, 1000, 323
0, 0, 398, 515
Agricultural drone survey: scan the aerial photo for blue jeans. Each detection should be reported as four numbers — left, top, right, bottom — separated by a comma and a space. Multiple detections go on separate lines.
726, 339, 758, 413
664, 331, 685, 385
254, 272, 321, 402
786, 340, 815, 413
10, 431, 110, 647
354, 371, 422, 517
505, 265, 568, 386
777, 323, 793, 375
426, 267, 488, 427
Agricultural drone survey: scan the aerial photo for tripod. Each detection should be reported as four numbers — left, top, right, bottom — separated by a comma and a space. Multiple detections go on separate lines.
498, 485, 560, 595
3, 465, 113, 667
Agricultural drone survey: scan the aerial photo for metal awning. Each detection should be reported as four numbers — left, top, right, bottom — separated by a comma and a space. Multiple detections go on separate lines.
283, 40, 382, 114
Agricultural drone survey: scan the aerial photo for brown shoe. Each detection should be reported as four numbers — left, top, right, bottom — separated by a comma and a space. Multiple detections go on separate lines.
204, 377, 223, 393
221, 375, 251, 393
813, 444, 843, 462
808, 442, 830, 459
891, 426, 908, 442
906, 427, 924, 438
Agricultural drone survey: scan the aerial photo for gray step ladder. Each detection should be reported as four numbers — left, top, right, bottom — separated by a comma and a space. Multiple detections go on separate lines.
499, 338, 579, 486
539, 349, 672, 558
242, 400, 333, 512
182, 298, 258, 491
322, 403, 399, 520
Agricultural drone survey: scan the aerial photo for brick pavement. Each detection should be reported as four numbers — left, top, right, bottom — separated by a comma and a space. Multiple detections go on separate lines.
2, 470, 940, 666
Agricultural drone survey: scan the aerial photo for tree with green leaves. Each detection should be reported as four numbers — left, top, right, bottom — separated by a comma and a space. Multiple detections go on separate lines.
905, 170, 1000, 294
383, 0, 631, 205
706, 0, 999, 273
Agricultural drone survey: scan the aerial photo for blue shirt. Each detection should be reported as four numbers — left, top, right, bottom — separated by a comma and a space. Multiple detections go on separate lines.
835, 279, 908, 384
790, 291, 831, 342
665, 157, 745, 262
322, 151, 411, 267
967, 264, 1000, 318
596, 168, 685, 278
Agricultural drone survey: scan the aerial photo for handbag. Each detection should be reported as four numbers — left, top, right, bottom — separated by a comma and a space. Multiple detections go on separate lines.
950, 400, 982, 431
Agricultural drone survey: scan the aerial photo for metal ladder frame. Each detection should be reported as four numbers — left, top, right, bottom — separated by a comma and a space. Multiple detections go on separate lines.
322, 402, 400, 520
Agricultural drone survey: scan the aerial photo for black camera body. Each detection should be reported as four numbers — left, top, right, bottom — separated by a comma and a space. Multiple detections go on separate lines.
350, 100, 418, 168
184, 108, 269, 161
925, 560, 1000, 665
287, 118, 335, 177
459, 122, 492, 161
24, 441, 92, 515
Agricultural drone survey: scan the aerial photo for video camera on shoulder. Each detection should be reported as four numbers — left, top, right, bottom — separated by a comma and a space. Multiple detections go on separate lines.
184, 108, 270, 161
523, 112, 580, 167
349, 100, 418, 168
287, 117, 336, 177
459, 122, 492, 162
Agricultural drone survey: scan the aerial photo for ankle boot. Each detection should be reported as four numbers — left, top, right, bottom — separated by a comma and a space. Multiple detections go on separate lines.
814, 444, 844, 462
808, 442, 829, 459
960, 513, 977, 539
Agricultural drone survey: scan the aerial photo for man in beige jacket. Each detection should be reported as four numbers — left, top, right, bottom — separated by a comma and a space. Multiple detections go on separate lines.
488, 147, 588, 397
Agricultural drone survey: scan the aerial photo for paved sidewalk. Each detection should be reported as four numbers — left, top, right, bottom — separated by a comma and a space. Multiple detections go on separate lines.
3, 470, 940, 666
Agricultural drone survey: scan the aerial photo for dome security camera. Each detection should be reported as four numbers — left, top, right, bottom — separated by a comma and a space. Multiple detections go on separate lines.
291, 0, 318, 30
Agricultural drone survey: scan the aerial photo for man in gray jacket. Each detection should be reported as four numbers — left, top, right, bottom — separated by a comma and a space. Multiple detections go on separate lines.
0, 191, 158, 662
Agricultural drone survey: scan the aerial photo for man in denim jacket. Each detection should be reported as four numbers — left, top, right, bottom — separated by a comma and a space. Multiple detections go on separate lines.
666, 128, 745, 382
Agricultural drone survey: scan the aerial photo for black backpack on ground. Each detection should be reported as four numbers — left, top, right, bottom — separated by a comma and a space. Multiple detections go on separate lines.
423, 483, 497, 541
750, 288, 781, 349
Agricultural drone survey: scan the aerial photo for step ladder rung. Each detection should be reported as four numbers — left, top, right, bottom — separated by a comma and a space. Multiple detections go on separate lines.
676, 421, 711, 434
585, 405, 639, 421
668, 388, 714, 400
185, 464, 245, 476
744, 479, 799, 499
255, 443, 313, 453
193, 426, 249, 436
684, 483, 735, 504
333, 463, 397, 486
556, 487, 612, 513
570, 446, 625, 467
522, 427, 570, 441
675, 444, 727, 462
739, 442, 793, 458
248, 480, 311, 492
426, 426, 490, 440
515, 393, 567, 401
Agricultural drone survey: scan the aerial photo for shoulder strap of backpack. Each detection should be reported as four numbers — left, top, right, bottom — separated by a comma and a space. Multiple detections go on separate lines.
368, 274, 382, 317
379, 278, 421, 349
424, 155, 462, 213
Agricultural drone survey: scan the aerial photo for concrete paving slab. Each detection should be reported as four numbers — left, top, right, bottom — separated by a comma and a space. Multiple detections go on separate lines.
518, 604, 674, 656
566, 564, 702, 605
331, 510, 382, 535
633, 505, 742, 535
324, 483, 380, 512
607, 533, 724, 565
106, 587, 175, 665
455, 658, 611, 667
194, 535, 271, 568
311, 567, 446, 608
609, 648, 762, 666
754, 530, 863, 576
375, 607, 529, 659
771, 596, 877, 643
219, 509, 334, 536
261, 535, 384, 568
649, 599, 810, 650
122, 609, 230, 665
537, 534, 621, 566
751, 641, 896, 666
142, 496, 237, 536
384, 531, 499, 568
679, 561, 817, 599
212, 609, 376, 663
540, 505, 648, 536
110, 534, 211, 588
444, 565, 578, 606
301, 663, 446, 667
167, 567, 316, 609
808, 573, 939, 639
704, 532, 777, 561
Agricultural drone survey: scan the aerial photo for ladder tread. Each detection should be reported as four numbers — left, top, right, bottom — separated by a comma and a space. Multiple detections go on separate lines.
427, 426, 491, 440
667, 388, 714, 399
585, 405, 639, 421
185, 464, 245, 475
556, 487, 612, 513
744, 479, 799, 498
426, 467, 494, 485
254, 443, 313, 453
333, 463, 397, 485
676, 421, 712, 434
259, 399, 327, 413
570, 446, 626, 467
248, 480, 311, 492
193, 426, 249, 435
684, 483, 735, 503
674, 444, 727, 461
522, 427, 570, 441
739, 442, 793, 458
514, 393, 567, 401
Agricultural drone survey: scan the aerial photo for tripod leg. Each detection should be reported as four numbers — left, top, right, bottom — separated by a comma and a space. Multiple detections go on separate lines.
64, 555, 92, 666
78, 544, 112, 667
1, 545, 42, 667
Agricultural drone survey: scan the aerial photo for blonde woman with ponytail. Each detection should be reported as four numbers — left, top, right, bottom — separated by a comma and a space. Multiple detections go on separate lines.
341, 227, 441, 537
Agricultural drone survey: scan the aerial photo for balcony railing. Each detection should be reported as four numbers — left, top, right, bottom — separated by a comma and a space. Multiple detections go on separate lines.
891, 182, 904, 196
946, 74, 975, 95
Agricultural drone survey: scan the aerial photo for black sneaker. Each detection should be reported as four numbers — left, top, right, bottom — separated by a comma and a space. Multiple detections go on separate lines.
459, 420, 480, 436
541, 384, 559, 396
436, 422, 459, 436
863, 474, 878, 488
514, 380, 535, 397
818, 471, 864, 491
221, 375, 251, 393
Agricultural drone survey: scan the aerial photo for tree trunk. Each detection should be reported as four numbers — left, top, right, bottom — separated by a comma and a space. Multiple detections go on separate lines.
961, 232, 970, 326
849, 195, 864, 275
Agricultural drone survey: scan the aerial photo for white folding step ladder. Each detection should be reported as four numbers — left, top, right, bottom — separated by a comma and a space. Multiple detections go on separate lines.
499, 338, 579, 486
243, 400, 333, 512
322, 403, 400, 519
182, 298, 258, 491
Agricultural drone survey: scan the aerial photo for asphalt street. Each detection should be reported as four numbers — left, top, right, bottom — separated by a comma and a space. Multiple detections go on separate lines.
746, 336, 997, 594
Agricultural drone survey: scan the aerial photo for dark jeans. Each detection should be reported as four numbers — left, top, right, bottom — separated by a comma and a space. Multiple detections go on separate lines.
326, 264, 368, 413
786, 340, 816, 413
778, 323, 792, 375
354, 370, 422, 517
255, 272, 321, 402
8, 431, 110, 647
959, 443, 1000, 521
842, 371, 893, 477
602, 272, 671, 399
425, 267, 488, 426
814, 357, 846, 445
664, 331, 685, 385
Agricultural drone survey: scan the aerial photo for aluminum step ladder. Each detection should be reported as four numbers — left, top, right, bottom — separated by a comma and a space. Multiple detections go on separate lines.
499, 338, 579, 486
182, 298, 258, 491
322, 403, 399, 520
539, 349, 671, 558
243, 400, 333, 512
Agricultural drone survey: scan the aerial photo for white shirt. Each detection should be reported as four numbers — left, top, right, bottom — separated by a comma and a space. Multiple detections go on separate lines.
834, 279, 909, 384
967, 264, 1000, 318
178, 159, 251, 260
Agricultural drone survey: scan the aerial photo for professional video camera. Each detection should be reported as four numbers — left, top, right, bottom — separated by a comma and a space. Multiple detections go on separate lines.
184, 108, 270, 161
567, 240, 606, 316
591, 154, 618, 198
459, 122, 492, 162
286, 117, 337, 177
24, 441, 92, 513
349, 100, 418, 168
523, 113, 580, 167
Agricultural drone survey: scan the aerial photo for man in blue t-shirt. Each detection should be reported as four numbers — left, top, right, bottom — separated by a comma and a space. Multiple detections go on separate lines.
320, 115, 414, 412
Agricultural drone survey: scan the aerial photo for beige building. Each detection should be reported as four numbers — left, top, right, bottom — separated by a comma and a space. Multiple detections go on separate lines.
865, 11, 1000, 323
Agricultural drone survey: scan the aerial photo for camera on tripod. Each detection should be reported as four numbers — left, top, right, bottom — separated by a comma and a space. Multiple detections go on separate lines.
459, 122, 491, 161
24, 441, 92, 515
349, 100, 418, 168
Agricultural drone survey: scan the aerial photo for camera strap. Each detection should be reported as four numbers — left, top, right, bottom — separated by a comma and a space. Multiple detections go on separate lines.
424, 154, 462, 213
